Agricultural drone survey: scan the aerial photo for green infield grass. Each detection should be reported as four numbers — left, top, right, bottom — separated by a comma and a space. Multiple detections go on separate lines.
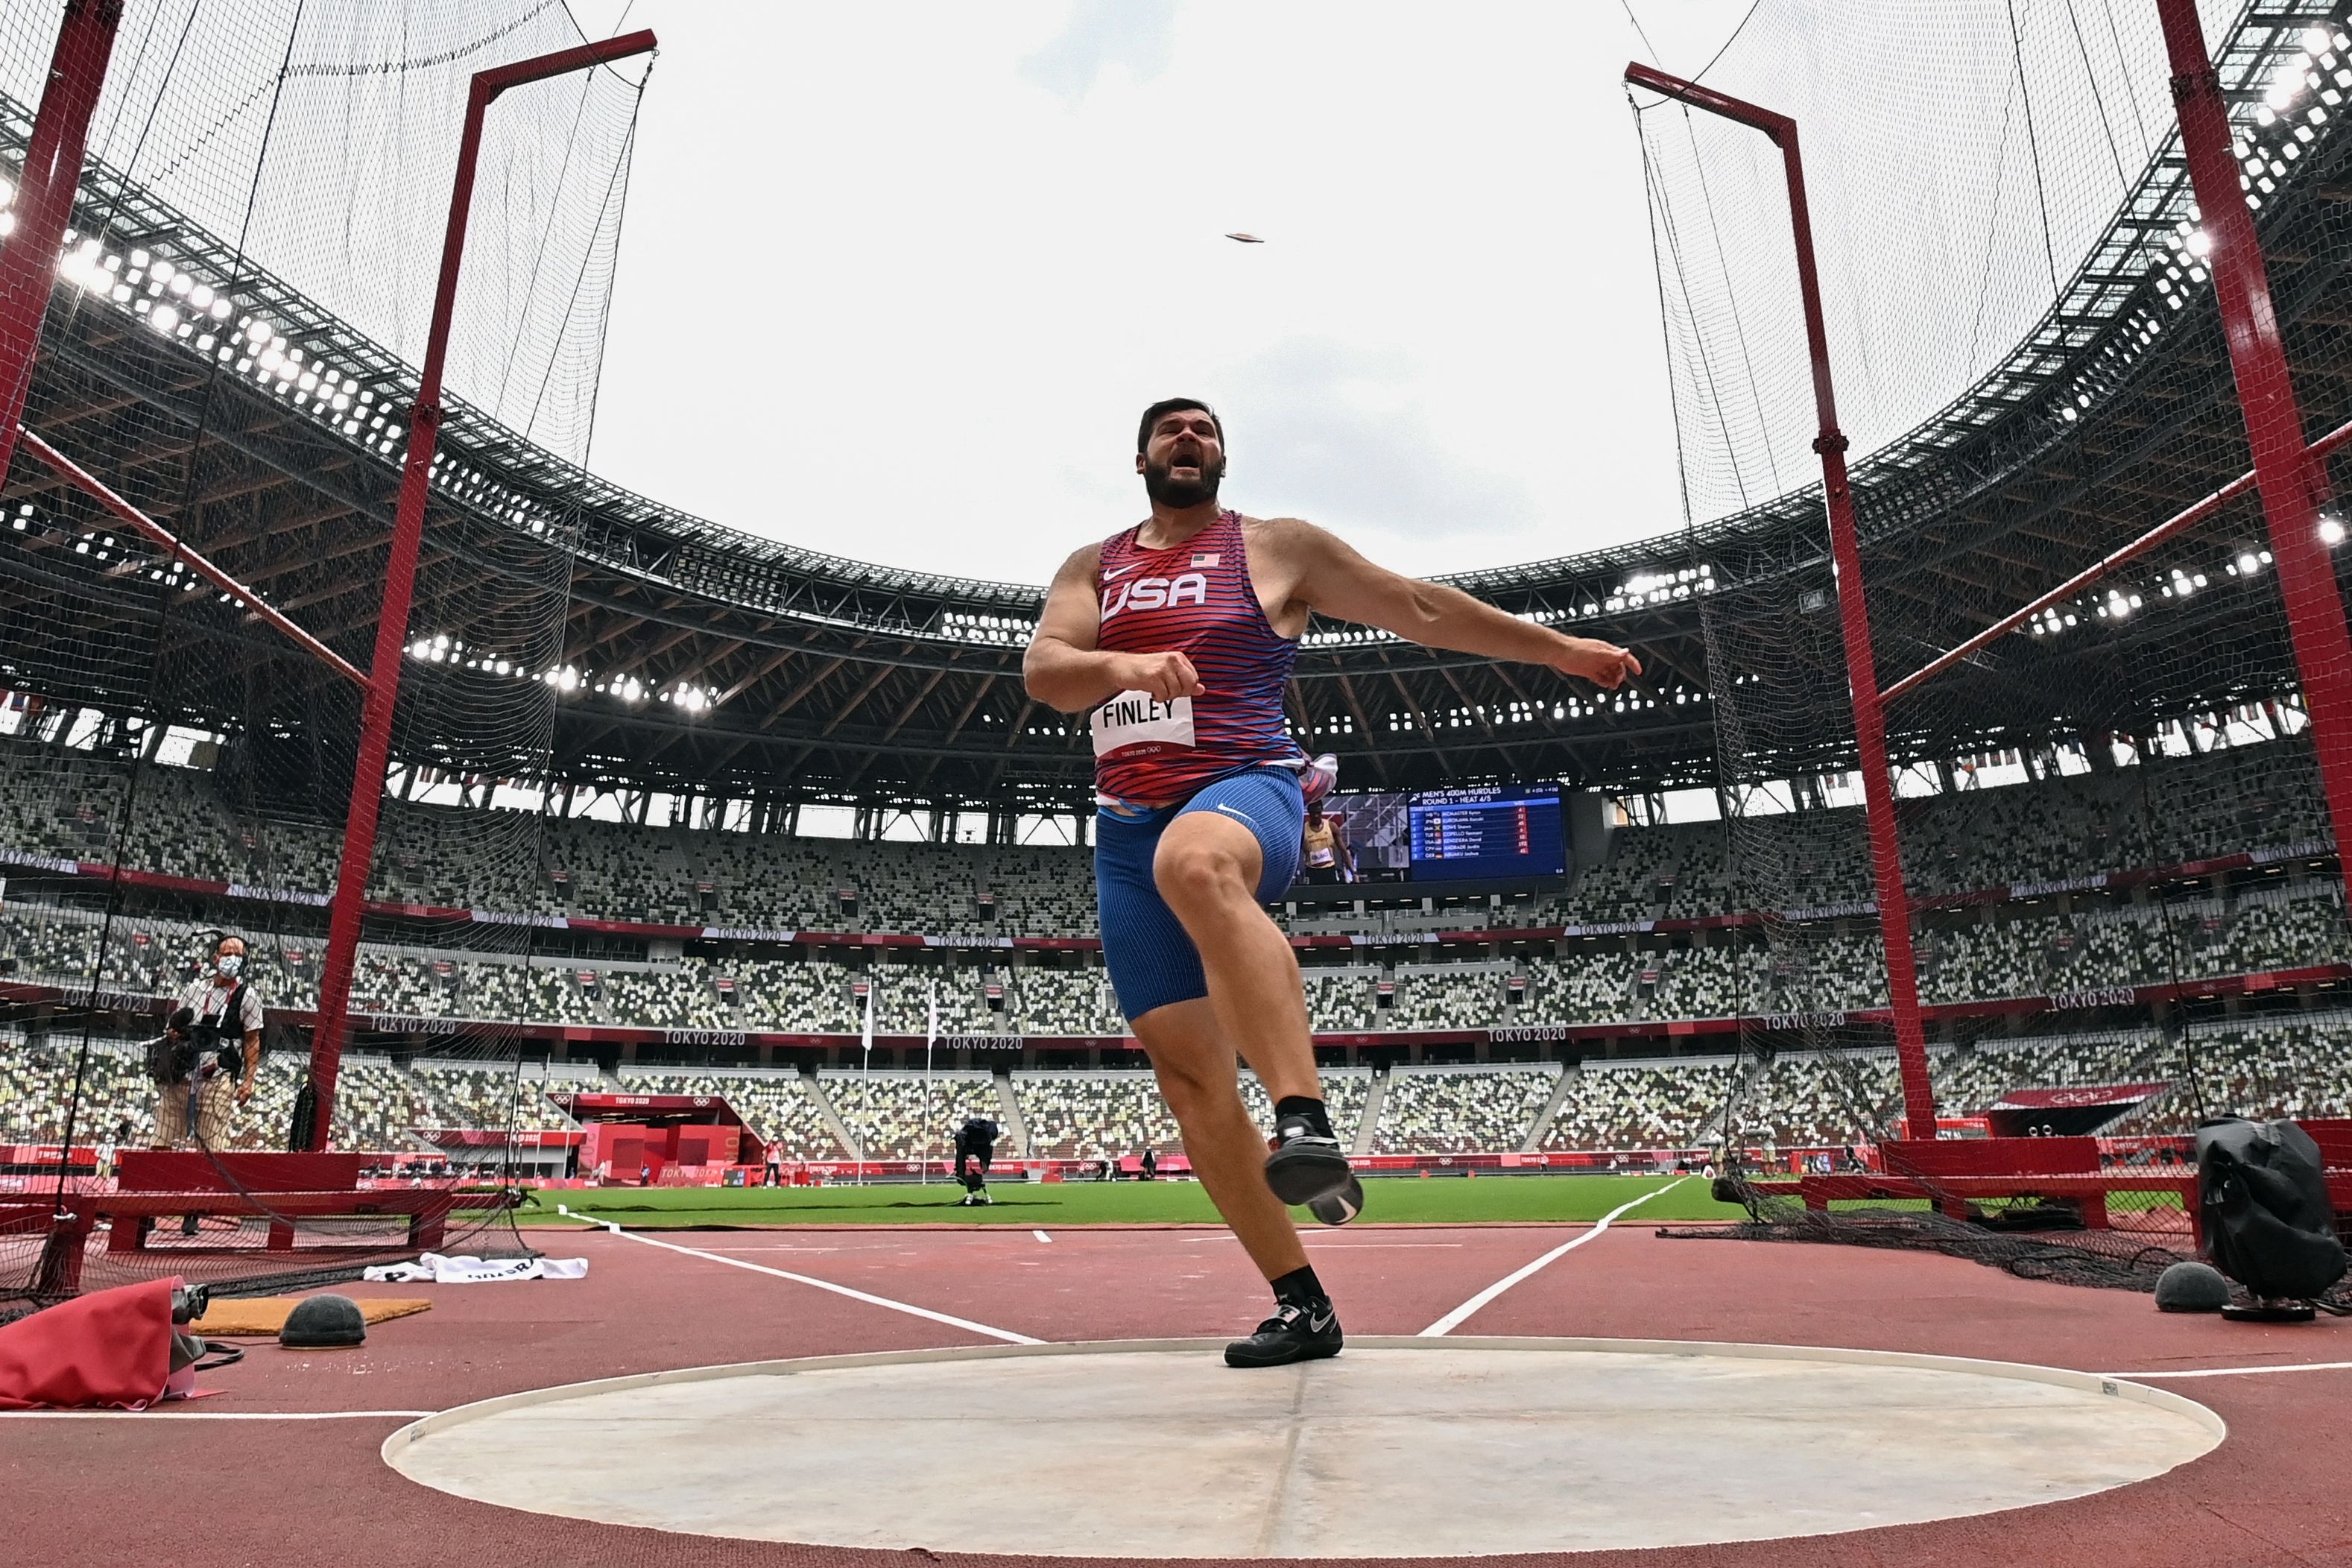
510, 1172, 1745, 1230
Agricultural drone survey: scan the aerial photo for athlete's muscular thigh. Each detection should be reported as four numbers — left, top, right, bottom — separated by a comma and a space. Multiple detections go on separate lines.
1150, 809, 1262, 917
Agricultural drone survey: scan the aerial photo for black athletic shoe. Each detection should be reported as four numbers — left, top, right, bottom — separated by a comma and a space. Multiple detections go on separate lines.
1264, 1115, 1353, 1206
1307, 1172, 1365, 1226
1224, 1300, 1343, 1368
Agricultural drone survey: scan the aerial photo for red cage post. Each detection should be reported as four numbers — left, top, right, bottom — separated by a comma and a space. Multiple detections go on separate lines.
306, 29, 657, 1150
0, 0, 122, 482
2156, 0, 2352, 914
1624, 63, 1938, 1136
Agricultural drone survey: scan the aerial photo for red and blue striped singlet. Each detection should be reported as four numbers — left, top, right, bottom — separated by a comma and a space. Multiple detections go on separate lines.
1090, 510, 1302, 803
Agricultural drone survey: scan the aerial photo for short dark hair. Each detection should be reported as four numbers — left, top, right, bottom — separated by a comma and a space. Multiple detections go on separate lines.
1137, 397, 1222, 454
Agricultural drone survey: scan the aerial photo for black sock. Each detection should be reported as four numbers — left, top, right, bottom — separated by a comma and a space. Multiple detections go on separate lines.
1271, 1264, 1327, 1309
1274, 1096, 1333, 1140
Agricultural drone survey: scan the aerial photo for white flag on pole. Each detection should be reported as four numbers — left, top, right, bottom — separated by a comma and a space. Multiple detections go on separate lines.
862, 979, 874, 1058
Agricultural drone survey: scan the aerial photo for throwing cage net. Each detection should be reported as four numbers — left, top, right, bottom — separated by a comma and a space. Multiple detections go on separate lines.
0, 1, 649, 1310
1634, 0, 2352, 1300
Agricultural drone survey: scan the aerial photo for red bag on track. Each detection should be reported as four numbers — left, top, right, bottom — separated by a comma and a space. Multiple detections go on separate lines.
0, 1277, 176, 1410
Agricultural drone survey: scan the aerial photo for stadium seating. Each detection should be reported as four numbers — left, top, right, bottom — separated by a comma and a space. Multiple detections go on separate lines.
1542, 1058, 1733, 1151
6, 1018, 2351, 1162
4, 733, 2345, 954
5, 884, 2345, 1043
2123, 1014, 2352, 1133
8, 730, 2352, 1166
407, 1060, 574, 1131
1382, 967, 1508, 1031
1375, 1066, 1559, 1154
818, 1070, 1003, 1159
1011, 1071, 1188, 1158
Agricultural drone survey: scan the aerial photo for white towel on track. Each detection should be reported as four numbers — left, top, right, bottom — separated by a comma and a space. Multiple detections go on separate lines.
361, 1252, 588, 1283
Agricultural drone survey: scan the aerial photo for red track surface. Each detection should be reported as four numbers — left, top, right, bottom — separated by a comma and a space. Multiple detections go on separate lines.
3, 1220, 2347, 1567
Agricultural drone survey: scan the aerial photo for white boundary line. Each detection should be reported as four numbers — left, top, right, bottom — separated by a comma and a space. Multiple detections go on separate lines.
1, 1409, 433, 1420
562, 1206, 1041, 1346
1418, 1176, 1690, 1337
2106, 1359, 2352, 1379
1034, 1230, 1053, 1243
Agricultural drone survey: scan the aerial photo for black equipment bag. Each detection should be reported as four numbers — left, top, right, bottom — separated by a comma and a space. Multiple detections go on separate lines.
146, 1008, 200, 1086
287, 1076, 317, 1152
2196, 1117, 2348, 1302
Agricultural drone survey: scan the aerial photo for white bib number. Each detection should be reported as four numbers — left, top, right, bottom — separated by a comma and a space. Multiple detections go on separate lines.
1090, 691, 1195, 757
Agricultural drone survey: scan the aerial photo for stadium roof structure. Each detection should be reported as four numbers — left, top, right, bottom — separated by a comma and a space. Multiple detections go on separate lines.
1, 7, 2346, 818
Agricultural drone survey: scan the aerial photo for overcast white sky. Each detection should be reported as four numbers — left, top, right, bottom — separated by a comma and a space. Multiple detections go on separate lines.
561, 1, 1759, 587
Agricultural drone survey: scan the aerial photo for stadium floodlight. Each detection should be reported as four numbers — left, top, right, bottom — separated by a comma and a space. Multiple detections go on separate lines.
2321, 517, 2345, 546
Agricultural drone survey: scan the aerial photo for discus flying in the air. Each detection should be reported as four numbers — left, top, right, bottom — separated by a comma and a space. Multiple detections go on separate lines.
1224, 232, 1264, 243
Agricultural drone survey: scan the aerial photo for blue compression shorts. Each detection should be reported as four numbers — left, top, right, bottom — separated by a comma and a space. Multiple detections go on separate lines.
1095, 767, 1306, 1022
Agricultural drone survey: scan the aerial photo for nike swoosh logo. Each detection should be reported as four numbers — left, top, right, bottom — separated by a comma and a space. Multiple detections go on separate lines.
1215, 803, 1255, 823
1101, 563, 1140, 580
1309, 1311, 1335, 1332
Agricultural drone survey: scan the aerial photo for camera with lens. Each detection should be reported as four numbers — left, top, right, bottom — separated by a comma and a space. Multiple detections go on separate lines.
170, 1283, 210, 1325
189, 1011, 218, 1043
145, 1007, 203, 1085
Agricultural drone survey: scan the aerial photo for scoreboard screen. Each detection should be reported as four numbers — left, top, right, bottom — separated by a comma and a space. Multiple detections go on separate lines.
1407, 783, 1567, 881
1333, 791, 1409, 876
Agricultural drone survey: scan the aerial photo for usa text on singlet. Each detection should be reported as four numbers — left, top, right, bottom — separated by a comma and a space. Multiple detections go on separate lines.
1090, 509, 1302, 803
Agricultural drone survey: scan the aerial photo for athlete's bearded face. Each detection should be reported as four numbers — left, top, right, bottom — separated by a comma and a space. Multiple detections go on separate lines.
1137, 411, 1225, 509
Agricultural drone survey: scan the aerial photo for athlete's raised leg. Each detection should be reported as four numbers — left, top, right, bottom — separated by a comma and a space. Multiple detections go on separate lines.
1152, 803, 1353, 1210
1130, 996, 1305, 1281
1149, 809, 1317, 1103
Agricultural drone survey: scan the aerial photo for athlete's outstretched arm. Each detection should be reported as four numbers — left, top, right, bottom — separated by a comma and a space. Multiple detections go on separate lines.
1279, 520, 1641, 687
1023, 544, 1208, 713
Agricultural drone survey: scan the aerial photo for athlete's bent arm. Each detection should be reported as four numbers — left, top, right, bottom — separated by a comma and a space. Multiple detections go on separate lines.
1274, 520, 1642, 687
1023, 543, 1207, 712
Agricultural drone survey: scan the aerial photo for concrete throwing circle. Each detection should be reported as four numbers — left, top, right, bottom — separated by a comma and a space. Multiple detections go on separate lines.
385, 1336, 2222, 1558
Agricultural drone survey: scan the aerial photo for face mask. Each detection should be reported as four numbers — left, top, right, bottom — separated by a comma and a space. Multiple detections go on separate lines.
215, 953, 243, 978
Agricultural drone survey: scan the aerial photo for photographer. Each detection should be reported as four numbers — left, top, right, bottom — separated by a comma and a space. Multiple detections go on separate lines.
953, 1114, 999, 1207
153, 935, 263, 1152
